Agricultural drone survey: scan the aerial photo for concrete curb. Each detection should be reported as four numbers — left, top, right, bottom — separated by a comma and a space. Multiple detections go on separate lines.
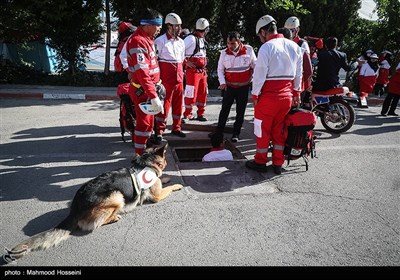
0, 92, 119, 100
0, 85, 384, 105
0, 91, 224, 102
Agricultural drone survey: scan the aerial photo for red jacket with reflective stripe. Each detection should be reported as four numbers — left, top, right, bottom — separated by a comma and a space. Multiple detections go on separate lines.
154, 32, 185, 84
217, 44, 256, 88
126, 27, 160, 100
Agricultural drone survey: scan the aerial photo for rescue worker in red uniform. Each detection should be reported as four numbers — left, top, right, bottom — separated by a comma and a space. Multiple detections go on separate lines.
182, 18, 209, 122
381, 62, 400, 116
284, 16, 310, 53
126, 8, 164, 155
358, 53, 379, 108
212, 31, 256, 142
284, 16, 313, 98
374, 50, 392, 96
154, 13, 186, 142
245, 15, 303, 175
115, 22, 136, 73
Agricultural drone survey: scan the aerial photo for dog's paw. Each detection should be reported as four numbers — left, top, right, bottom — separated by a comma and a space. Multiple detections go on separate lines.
173, 184, 184, 191
106, 214, 122, 225
161, 176, 171, 184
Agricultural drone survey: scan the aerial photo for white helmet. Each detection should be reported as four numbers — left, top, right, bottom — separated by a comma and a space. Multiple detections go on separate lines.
365, 49, 373, 57
165, 13, 182, 25
284, 16, 300, 29
196, 18, 209, 30
139, 100, 162, 115
369, 53, 379, 59
255, 15, 276, 35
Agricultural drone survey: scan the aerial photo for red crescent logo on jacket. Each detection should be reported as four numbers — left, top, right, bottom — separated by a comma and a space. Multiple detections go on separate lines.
141, 171, 152, 184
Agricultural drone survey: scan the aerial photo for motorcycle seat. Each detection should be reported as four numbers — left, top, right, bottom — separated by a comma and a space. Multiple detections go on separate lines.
312, 87, 349, 96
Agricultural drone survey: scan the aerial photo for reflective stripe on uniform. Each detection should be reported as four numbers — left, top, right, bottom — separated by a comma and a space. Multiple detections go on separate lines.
159, 58, 181, 63
135, 130, 152, 137
149, 68, 160, 75
128, 64, 149, 72
155, 117, 167, 122
129, 47, 148, 55
273, 144, 285, 151
266, 74, 295, 80
256, 147, 269, 153
134, 143, 146, 149
226, 66, 251, 72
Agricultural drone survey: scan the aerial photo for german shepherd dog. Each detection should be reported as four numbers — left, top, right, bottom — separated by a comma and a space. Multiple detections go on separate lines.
3, 143, 183, 263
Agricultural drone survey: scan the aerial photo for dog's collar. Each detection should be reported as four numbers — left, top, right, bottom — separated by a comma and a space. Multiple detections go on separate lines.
129, 169, 141, 197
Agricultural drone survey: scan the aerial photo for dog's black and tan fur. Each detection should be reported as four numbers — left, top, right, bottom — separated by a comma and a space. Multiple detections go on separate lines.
4, 143, 182, 262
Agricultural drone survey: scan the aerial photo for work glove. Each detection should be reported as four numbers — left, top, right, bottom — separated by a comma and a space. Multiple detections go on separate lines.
151, 97, 164, 114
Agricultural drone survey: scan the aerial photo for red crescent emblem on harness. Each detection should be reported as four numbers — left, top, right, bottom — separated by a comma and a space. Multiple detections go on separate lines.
142, 171, 152, 184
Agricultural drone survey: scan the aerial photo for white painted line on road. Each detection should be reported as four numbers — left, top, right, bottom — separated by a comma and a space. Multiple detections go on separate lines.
43, 93, 86, 100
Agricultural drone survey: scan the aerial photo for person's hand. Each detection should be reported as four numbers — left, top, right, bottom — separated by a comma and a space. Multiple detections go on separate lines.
292, 96, 300, 107
151, 97, 164, 114
218, 84, 227, 91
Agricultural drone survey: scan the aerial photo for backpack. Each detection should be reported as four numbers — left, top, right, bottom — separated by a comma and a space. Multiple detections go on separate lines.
302, 36, 324, 59
283, 107, 317, 170
117, 83, 136, 142
186, 33, 208, 59
114, 22, 136, 72
303, 36, 323, 50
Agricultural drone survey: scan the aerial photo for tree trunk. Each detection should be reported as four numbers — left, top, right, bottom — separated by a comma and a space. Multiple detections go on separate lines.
104, 0, 111, 75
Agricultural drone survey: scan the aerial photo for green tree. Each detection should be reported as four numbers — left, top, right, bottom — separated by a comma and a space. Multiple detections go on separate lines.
3, 0, 398, 86
341, 17, 378, 62
341, 0, 400, 68
373, 0, 400, 70
0, 0, 103, 74
0, 1, 42, 43
39, 0, 104, 74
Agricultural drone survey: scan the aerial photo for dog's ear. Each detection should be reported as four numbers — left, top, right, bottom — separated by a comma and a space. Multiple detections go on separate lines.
155, 143, 168, 157
131, 153, 140, 164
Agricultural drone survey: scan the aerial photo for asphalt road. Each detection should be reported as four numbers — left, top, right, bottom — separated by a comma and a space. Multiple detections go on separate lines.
0, 97, 399, 269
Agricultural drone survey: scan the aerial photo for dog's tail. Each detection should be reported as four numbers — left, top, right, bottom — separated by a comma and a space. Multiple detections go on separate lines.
4, 214, 77, 262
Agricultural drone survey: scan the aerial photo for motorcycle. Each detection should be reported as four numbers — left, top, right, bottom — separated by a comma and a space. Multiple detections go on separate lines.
301, 87, 358, 134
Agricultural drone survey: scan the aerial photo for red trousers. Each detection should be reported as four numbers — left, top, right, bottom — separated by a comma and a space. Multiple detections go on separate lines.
130, 84, 154, 155
155, 82, 183, 134
183, 68, 208, 118
359, 75, 377, 95
253, 95, 292, 166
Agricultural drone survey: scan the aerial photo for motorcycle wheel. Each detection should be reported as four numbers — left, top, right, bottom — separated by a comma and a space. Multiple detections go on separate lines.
320, 98, 355, 134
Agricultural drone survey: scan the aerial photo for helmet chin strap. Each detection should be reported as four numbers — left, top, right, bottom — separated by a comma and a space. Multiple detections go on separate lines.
259, 29, 268, 43
168, 28, 179, 38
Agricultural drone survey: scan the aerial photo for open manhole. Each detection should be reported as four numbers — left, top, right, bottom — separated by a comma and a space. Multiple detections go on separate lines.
165, 127, 246, 163
172, 139, 245, 162
163, 126, 272, 193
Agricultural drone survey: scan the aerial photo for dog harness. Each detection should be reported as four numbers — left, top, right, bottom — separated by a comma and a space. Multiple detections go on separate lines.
129, 166, 159, 191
